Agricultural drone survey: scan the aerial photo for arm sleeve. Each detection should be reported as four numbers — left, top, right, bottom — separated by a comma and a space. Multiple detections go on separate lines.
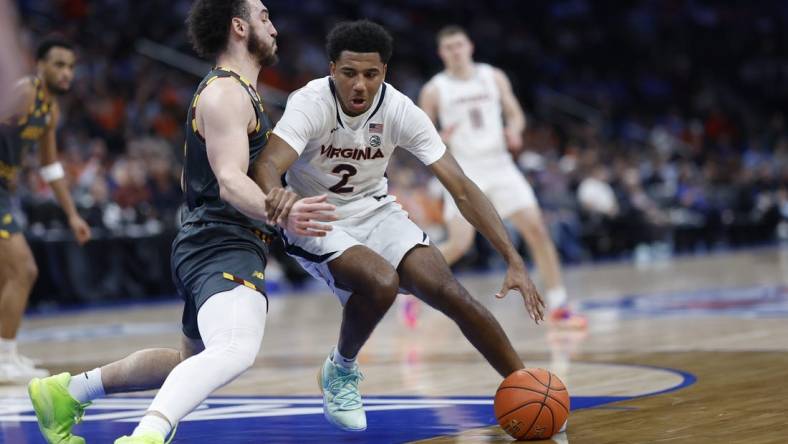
272, 89, 328, 154
397, 99, 447, 166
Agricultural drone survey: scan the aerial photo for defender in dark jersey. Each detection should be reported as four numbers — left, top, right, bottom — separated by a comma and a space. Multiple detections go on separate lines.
27, 2, 336, 444
0, 38, 91, 384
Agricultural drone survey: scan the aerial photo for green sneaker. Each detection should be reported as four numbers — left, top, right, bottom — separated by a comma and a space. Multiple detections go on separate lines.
317, 349, 366, 431
27, 372, 89, 444
114, 422, 177, 443
114, 432, 164, 444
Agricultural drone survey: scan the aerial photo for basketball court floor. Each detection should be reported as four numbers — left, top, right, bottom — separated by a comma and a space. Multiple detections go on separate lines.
1, 246, 787, 443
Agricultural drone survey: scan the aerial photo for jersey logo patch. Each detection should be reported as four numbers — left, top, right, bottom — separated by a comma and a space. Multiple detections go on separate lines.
369, 135, 381, 147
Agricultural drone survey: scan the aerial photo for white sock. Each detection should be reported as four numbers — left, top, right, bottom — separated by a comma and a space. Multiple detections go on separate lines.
546, 287, 568, 310
0, 338, 17, 358
332, 347, 356, 370
68, 368, 106, 404
133, 413, 171, 439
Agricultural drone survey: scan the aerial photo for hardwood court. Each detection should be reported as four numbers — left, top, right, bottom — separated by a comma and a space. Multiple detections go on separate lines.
1, 246, 787, 443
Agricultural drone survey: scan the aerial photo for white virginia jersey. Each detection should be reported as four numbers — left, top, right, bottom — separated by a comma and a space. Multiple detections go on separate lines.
430, 63, 507, 163
274, 77, 446, 217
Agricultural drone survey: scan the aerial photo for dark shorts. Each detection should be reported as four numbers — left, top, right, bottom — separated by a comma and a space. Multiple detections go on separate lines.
0, 192, 22, 240
171, 223, 269, 340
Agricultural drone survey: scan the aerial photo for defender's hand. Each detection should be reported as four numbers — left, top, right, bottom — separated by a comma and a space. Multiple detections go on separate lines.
285, 194, 338, 237
495, 259, 545, 324
68, 215, 91, 246
265, 187, 299, 225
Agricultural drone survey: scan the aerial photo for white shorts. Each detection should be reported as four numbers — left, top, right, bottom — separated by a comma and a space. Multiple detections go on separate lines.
444, 158, 538, 221
281, 199, 429, 305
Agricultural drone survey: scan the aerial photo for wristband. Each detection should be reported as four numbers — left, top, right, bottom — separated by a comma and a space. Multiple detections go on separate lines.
39, 162, 65, 182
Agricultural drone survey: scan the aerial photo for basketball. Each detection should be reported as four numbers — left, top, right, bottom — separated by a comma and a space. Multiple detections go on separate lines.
494, 369, 570, 440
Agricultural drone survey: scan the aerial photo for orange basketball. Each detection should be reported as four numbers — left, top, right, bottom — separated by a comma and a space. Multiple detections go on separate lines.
494, 368, 570, 440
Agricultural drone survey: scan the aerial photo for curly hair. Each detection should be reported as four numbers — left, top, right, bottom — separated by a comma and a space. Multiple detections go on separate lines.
186, 0, 250, 59
326, 20, 393, 63
36, 36, 73, 61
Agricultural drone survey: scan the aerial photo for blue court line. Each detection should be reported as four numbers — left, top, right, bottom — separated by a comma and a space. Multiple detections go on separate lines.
0, 362, 698, 443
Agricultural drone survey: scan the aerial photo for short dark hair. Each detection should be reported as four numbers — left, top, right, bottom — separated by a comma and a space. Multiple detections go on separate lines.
436, 25, 468, 44
187, 0, 250, 59
326, 20, 393, 63
36, 36, 73, 61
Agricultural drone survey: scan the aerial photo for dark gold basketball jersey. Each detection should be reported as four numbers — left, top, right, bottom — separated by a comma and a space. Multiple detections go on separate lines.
180, 67, 275, 234
0, 76, 53, 192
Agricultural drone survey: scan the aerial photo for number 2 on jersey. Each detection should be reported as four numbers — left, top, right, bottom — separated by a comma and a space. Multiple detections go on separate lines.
329, 164, 357, 194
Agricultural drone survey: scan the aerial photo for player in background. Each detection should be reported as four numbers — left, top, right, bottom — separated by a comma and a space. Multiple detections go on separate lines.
0, 37, 92, 383
419, 26, 586, 329
26, 2, 335, 444
255, 20, 545, 433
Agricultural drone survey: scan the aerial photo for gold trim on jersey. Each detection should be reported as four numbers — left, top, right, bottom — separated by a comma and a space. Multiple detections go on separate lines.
17, 76, 53, 129
188, 68, 266, 141
222, 272, 260, 291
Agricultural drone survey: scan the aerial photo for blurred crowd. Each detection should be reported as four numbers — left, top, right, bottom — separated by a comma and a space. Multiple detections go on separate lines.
12, 0, 788, 270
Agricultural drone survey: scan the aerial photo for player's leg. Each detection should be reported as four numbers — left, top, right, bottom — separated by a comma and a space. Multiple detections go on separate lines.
508, 207, 564, 304
507, 208, 586, 328
437, 211, 477, 266
329, 246, 400, 361
117, 285, 267, 443
0, 230, 48, 382
405, 196, 473, 328
98, 336, 203, 395
486, 164, 586, 329
398, 243, 524, 377
313, 245, 399, 432
28, 337, 201, 444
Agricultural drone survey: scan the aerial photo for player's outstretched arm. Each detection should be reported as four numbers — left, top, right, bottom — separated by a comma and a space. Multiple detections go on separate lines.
39, 103, 91, 245
252, 133, 337, 236
201, 79, 271, 222
493, 68, 526, 153
430, 152, 544, 322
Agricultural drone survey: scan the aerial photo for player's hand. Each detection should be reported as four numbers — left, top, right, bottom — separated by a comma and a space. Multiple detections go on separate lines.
68, 214, 91, 246
284, 194, 338, 237
504, 127, 523, 153
495, 258, 545, 324
265, 187, 300, 225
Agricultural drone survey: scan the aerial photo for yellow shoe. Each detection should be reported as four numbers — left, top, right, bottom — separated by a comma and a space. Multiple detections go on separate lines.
114, 432, 163, 444
115, 425, 177, 444
28, 372, 89, 444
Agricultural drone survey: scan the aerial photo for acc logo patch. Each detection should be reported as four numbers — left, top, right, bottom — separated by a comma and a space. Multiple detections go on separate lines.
369, 135, 381, 147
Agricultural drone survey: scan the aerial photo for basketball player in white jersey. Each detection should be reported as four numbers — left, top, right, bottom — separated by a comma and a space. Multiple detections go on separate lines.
419, 26, 586, 329
255, 20, 546, 432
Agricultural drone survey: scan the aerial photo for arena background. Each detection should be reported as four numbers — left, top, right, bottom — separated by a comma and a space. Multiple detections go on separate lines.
2, 1, 788, 444
10, 0, 786, 307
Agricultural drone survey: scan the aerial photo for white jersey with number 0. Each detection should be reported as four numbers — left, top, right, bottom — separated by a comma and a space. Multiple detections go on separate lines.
430, 63, 539, 218
273, 77, 446, 218
429, 63, 507, 166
